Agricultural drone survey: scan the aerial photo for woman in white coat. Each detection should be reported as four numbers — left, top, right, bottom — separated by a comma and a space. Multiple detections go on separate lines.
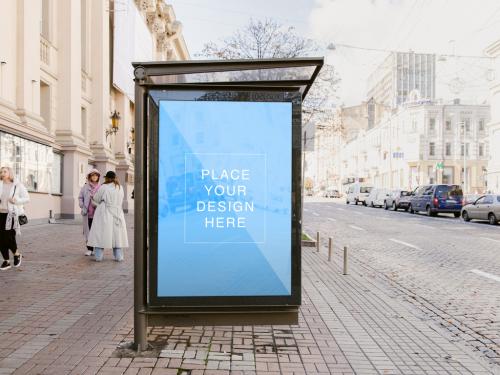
87, 171, 128, 262
0, 166, 30, 270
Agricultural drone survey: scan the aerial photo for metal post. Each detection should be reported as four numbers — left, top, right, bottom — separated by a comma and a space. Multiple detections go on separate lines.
328, 237, 332, 261
463, 121, 467, 194
133, 79, 148, 351
343, 246, 348, 275
316, 231, 320, 252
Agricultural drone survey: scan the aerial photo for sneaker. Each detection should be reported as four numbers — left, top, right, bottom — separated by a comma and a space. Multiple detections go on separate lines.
85, 250, 93, 256
13, 254, 22, 267
0, 261, 11, 271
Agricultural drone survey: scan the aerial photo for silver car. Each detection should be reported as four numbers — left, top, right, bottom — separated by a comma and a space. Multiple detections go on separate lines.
461, 194, 500, 225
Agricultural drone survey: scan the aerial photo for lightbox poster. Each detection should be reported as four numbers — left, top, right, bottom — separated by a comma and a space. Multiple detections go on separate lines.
157, 100, 292, 297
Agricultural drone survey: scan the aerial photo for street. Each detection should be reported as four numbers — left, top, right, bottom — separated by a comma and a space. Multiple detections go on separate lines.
303, 197, 500, 370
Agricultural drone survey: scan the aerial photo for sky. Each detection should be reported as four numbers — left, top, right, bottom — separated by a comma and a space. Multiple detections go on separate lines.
168, 0, 500, 106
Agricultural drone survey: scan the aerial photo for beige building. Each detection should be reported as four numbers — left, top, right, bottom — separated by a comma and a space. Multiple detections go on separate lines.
485, 40, 500, 193
339, 100, 490, 193
0, 0, 189, 221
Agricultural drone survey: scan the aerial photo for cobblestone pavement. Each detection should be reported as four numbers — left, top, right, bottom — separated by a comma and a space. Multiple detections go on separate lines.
0, 213, 497, 374
303, 198, 500, 373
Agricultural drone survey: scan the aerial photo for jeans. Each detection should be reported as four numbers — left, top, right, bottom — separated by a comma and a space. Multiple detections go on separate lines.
94, 247, 124, 262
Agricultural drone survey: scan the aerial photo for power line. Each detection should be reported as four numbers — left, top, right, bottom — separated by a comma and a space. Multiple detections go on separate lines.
329, 43, 495, 60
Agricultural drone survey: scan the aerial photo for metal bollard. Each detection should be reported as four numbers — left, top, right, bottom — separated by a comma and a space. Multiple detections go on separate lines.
343, 246, 348, 275
328, 237, 332, 261
316, 231, 320, 252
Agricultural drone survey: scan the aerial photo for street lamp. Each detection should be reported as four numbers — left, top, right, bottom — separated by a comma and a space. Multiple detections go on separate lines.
460, 120, 467, 194
106, 110, 121, 139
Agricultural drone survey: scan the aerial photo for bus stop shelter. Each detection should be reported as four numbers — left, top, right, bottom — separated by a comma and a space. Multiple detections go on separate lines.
133, 57, 323, 350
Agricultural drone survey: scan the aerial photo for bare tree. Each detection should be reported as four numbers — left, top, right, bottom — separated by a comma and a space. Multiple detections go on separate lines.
200, 19, 317, 59
199, 18, 340, 125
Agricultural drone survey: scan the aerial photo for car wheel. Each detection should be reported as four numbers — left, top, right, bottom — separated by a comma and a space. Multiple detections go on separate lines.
409, 204, 414, 214
462, 211, 470, 222
426, 206, 436, 217
453, 212, 460, 218
384, 201, 388, 210
370, 201, 374, 208
355, 199, 358, 205
489, 213, 498, 225
363, 201, 367, 206
346, 199, 350, 205
392, 202, 397, 211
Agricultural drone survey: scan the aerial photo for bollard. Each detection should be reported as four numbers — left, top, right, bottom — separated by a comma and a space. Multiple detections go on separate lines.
48, 209, 56, 224
343, 246, 348, 275
328, 237, 332, 261
316, 231, 320, 252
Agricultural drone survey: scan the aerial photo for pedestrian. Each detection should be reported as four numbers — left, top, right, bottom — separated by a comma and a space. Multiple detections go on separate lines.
0, 166, 30, 271
78, 169, 101, 256
87, 171, 128, 262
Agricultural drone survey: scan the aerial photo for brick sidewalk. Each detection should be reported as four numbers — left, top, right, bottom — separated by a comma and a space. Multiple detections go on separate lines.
0, 218, 497, 374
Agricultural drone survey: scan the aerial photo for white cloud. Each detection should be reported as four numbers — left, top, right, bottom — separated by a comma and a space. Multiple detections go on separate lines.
308, 0, 500, 106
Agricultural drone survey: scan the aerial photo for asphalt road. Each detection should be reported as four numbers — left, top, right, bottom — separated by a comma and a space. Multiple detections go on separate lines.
303, 197, 500, 368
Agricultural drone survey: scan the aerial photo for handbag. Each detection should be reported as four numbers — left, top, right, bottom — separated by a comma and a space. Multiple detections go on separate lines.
12, 185, 28, 226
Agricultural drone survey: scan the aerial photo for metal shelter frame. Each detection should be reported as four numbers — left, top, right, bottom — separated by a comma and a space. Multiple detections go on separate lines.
132, 58, 324, 351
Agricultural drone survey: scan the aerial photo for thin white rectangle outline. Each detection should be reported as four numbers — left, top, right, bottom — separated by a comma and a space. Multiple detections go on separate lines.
183, 152, 269, 244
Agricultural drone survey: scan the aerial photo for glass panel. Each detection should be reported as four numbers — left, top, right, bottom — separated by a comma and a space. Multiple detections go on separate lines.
37, 144, 50, 193
24, 140, 38, 191
52, 152, 62, 194
150, 66, 317, 85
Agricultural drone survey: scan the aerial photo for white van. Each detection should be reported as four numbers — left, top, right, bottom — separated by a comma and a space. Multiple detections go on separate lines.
345, 184, 374, 206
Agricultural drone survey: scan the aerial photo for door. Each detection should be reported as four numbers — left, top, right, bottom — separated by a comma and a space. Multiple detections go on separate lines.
471, 196, 487, 220
480, 195, 495, 220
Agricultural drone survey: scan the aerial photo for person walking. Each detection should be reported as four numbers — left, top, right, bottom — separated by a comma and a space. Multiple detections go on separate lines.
0, 166, 29, 270
87, 171, 128, 262
78, 169, 101, 256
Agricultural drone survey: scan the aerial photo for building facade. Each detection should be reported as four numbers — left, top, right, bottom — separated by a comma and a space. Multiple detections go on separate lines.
339, 101, 490, 193
485, 39, 500, 193
0, 0, 189, 221
367, 52, 436, 108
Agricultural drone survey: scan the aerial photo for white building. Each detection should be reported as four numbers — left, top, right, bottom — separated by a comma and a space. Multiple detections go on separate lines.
0, 0, 189, 221
339, 100, 490, 193
367, 52, 436, 108
485, 40, 500, 193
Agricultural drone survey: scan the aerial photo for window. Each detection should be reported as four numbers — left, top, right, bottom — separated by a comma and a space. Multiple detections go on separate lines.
484, 195, 494, 204
445, 143, 451, 156
475, 196, 486, 205
429, 118, 436, 132
0, 131, 62, 194
443, 167, 453, 184
479, 143, 484, 157
479, 119, 485, 131
40, 82, 51, 130
81, 107, 87, 139
464, 118, 471, 132
41, 0, 50, 40
429, 142, 435, 156
445, 119, 452, 131
461, 143, 469, 157
81, 0, 88, 72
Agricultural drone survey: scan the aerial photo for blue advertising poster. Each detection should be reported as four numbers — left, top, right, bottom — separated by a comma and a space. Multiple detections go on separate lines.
157, 100, 292, 297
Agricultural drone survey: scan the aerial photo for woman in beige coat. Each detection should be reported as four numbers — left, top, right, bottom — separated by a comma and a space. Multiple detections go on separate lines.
87, 171, 128, 262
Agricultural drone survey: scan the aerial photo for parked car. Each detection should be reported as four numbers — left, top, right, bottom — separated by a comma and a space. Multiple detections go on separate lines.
408, 184, 463, 217
324, 188, 341, 198
345, 184, 373, 205
384, 189, 411, 211
461, 194, 500, 225
366, 188, 391, 208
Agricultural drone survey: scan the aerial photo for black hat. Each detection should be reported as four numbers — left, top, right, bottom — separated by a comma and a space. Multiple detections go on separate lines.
104, 171, 116, 179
